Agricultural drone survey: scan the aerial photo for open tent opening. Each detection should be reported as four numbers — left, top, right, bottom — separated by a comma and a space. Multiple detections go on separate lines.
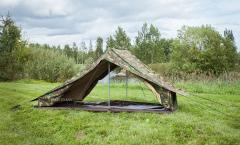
33, 49, 186, 113
86, 69, 161, 104
65, 67, 166, 113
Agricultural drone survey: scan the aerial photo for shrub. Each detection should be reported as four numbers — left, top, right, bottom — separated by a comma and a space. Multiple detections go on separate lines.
24, 47, 78, 82
149, 63, 171, 75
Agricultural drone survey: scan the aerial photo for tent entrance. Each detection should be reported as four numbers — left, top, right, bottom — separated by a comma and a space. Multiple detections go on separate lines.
36, 63, 177, 112
38, 64, 169, 113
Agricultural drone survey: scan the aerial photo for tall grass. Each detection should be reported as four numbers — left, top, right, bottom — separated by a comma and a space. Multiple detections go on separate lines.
149, 63, 240, 83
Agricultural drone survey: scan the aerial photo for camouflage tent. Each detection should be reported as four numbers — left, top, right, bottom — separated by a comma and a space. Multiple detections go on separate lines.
34, 48, 186, 111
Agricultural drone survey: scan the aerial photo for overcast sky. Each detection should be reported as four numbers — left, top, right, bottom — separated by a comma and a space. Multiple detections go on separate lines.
0, 0, 239, 49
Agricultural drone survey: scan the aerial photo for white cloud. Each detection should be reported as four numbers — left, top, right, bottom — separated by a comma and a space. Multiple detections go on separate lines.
0, 0, 20, 7
22, 0, 70, 17
0, 0, 239, 50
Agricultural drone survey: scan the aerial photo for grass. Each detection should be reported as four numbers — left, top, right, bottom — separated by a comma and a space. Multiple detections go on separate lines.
0, 80, 239, 145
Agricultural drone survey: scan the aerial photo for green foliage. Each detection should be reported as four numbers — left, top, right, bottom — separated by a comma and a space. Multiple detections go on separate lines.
237, 53, 240, 71
0, 81, 239, 145
160, 38, 173, 62
0, 14, 26, 80
0, 14, 21, 53
0, 15, 92, 82
0, 15, 83, 82
149, 63, 172, 75
224, 29, 234, 41
24, 47, 78, 82
106, 35, 114, 49
1, 14, 239, 82
86, 40, 95, 62
63, 44, 72, 58
150, 64, 240, 83
62, 42, 92, 64
176, 81, 240, 95
95, 37, 104, 59
171, 25, 238, 75
106, 26, 131, 50
134, 23, 171, 64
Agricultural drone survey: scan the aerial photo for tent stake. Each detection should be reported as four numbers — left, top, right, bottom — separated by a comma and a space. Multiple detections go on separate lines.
108, 62, 111, 108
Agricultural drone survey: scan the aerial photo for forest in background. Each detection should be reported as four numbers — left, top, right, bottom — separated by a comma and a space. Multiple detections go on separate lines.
0, 15, 239, 82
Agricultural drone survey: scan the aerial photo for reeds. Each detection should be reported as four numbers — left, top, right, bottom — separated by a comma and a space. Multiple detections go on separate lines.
160, 71, 240, 83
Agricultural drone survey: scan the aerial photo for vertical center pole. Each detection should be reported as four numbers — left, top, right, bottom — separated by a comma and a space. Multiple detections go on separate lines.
108, 62, 111, 108
125, 70, 128, 98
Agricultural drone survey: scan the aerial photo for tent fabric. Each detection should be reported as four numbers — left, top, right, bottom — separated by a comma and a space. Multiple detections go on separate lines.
35, 48, 186, 110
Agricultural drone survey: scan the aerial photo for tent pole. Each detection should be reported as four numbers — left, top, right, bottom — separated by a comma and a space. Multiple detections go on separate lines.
108, 62, 111, 108
126, 70, 128, 98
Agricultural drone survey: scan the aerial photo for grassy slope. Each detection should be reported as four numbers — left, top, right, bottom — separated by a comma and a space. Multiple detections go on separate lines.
0, 80, 239, 145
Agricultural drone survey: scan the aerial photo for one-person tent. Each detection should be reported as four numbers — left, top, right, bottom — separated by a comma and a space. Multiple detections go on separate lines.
33, 48, 186, 112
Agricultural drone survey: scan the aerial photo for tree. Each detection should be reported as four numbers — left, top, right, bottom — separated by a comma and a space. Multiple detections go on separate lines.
106, 35, 114, 49
160, 38, 173, 62
134, 23, 148, 63
72, 42, 78, 63
106, 26, 131, 50
81, 41, 87, 52
87, 40, 94, 60
222, 29, 238, 70
80, 41, 87, 64
224, 29, 234, 41
0, 14, 21, 53
171, 25, 238, 74
0, 14, 26, 80
95, 37, 103, 59
134, 23, 164, 64
63, 44, 72, 58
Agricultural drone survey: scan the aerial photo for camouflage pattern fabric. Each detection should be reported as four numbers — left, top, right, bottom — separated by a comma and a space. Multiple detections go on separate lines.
34, 48, 186, 110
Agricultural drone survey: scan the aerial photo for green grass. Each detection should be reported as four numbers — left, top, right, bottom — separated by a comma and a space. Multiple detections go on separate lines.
0, 80, 239, 145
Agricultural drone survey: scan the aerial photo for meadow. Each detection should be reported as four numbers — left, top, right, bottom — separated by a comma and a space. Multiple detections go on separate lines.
0, 80, 239, 145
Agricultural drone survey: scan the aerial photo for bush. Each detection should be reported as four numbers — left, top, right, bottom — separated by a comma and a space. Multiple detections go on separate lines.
24, 47, 78, 82
170, 26, 238, 75
149, 63, 171, 75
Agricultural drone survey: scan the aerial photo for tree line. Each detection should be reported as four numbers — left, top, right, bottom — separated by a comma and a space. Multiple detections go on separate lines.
105, 24, 239, 76
0, 15, 239, 82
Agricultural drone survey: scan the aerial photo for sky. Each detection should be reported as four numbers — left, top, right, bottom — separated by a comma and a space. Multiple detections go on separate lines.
0, 0, 239, 50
